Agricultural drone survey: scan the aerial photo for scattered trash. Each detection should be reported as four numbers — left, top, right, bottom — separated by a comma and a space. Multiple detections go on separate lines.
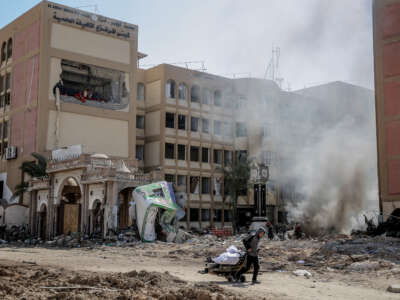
387, 284, 400, 293
292, 270, 312, 278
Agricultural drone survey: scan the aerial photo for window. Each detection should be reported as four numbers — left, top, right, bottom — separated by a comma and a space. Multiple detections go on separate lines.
190, 146, 199, 162
190, 208, 199, 221
0, 75, 3, 93
213, 209, 222, 222
3, 121, 8, 140
1, 42, 5, 63
190, 176, 200, 194
201, 209, 210, 221
201, 177, 211, 194
136, 82, 145, 100
214, 149, 223, 164
214, 120, 222, 135
236, 122, 247, 137
202, 147, 209, 163
224, 210, 233, 222
0, 95, 4, 108
136, 115, 145, 129
165, 143, 175, 159
178, 114, 186, 130
166, 79, 176, 98
223, 122, 233, 137
238, 187, 248, 196
191, 117, 199, 132
0, 123, 3, 139
191, 85, 200, 103
136, 145, 144, 160
166, 112, 175, 128
5, 93, 10, 106
202, 88, 211, 105
214, 90, 222, 106
177, 144, 186, 160
7, 38, 12, 59
177, 175, 187, 191
165, 174, 175, 184
178, 83, 187, 100
236, 150, 247, 162
224, 150, 233, 166
202, 118, 209, 134
5, 73, 10, 90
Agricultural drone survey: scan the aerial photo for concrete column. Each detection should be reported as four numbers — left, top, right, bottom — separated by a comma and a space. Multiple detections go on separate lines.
103, 181, 118, 237
80, 184, 89, 235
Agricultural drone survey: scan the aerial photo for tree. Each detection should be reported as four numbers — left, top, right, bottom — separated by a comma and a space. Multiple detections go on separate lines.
222, 156, 250, 234
12, 153, 48, 201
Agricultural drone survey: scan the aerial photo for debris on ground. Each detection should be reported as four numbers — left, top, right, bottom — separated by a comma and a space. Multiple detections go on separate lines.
0, 260, 253, 300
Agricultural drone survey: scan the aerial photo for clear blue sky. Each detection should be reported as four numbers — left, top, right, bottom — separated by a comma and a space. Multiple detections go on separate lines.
0, 0, 374, 90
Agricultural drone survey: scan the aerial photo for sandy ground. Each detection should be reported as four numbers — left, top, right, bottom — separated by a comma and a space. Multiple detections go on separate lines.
0, 242, 399, 300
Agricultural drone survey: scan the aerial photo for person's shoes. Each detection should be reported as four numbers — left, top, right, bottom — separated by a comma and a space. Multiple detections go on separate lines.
252, 280, 261, 284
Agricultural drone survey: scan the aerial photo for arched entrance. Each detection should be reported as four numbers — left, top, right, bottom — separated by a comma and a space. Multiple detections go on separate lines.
57, 177, 82, 235
91, 199, 104, 237
118, 187, 134, 229
38, 204, 47, 240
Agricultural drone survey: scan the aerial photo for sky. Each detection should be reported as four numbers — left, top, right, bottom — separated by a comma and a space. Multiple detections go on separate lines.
0, 0, 374, 90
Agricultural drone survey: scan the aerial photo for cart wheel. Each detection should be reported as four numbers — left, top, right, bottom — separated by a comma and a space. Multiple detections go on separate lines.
204, 268, 208, 274
227, 275, 233, 282
240, 275, 246, 283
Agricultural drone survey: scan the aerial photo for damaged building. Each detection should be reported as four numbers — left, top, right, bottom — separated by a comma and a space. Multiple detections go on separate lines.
0, 1, 377, 239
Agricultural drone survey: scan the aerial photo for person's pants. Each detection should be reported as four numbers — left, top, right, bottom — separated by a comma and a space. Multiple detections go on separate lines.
235, 255, 260, 281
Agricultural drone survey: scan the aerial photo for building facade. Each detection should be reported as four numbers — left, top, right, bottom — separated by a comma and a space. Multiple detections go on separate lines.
373, 0, 400, 218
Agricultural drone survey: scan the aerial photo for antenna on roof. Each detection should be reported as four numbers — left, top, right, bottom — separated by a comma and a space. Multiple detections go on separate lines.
264, 46, 284, 88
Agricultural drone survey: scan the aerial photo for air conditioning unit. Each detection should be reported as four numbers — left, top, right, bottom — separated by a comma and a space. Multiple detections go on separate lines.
5, 146, 17, 160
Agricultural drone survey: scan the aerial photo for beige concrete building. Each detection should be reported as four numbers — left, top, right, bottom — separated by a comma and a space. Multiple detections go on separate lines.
0, 1, 282, 238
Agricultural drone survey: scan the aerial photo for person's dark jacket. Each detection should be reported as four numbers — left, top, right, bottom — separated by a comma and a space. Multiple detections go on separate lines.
248, 228, 263, 257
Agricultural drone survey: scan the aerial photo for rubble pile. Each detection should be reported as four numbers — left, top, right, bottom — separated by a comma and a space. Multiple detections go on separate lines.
0, 260, 254, 300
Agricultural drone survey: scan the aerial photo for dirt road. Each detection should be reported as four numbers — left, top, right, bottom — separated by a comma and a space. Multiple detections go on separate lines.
0, 244, 398, 300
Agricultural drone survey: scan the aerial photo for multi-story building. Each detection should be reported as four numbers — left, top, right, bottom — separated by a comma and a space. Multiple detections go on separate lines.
0, 1, 284, 238
373, 0, 400, 219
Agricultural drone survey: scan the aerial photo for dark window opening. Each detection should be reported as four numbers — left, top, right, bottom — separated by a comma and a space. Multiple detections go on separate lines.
5, 93, 10, 106
224, 210, 233, 222
190, 146, 199, 162
165, 174, 175, 184
190, 176, 200, 194
166, 79, 176, 98
136, 145, 144, 160
202, 147, 209, 163
166, 112, 175, 128
201, 177, 211, 194
191, 85, 200, 103
224, 150, 233, 166
7, 38, 12, 59
1, 42, 6, 63
178, 114, 186, 130
191, 117, 199, 132
202, 119, 209, 134
201, 209, 210, 221
5, 73, 10, 90
214, 149, 222, 164
165, 143, 175, 159
213, 209, 222, 222
190, 208, 199, 221
136, 115, 145, 129
177, 144, 186, 160
214, 90, 222, 106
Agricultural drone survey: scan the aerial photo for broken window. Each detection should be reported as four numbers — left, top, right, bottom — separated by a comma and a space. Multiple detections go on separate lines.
177, 144, 186, 160
214, 90, 222, 106
214, 149, 223, 164
166, 79, 176, 98
191, 117, 199, 132
178, 114, 186, 130
177, 175, 187, 191
191, 85, 200, 103
201, 177, 211, 194
214, 120, 222, 136
53, 59, 130, 110
166, 112, 175, 128
164, 174, 175, 184
201, 209, 210, 221
190, 146, 199, 162
236, 122, 247, 137
190, 208, 199, 221
224, 210, 233, 222
178, 83, 187, 100
224, 150, 233, 166
5, 93, 10, 106
202, 147, 209, 163
136, 115, 145, 129
165, 143, 175, 159
1, 42, 5, 63
5, 73, 10, 90
202, 118, 209, 134
136, 82, 145, 100
7, 38, 12, 60
203, 88, 211, 105
213, 209, 222, 222
136, 145, 144, 160
3, 121, 8, 140
190, 176, 200, 194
